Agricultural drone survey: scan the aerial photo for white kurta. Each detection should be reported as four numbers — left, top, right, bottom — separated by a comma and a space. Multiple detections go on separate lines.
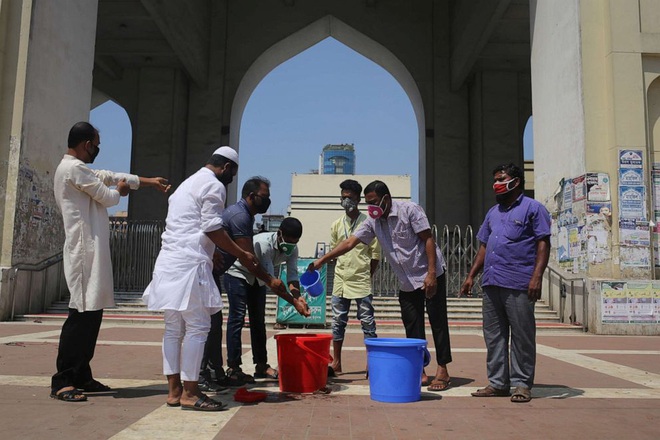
54, 154, 140, 312
142, 167, 225, 312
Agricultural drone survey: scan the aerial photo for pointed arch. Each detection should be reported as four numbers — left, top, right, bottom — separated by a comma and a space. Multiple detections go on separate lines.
229, 15, 426, 184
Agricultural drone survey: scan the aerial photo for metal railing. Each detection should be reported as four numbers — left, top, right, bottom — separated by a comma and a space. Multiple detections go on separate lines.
8, 252, 65, 320
544, 265, 587, 332
107, 220, 482, 296
109, 218, 165, 291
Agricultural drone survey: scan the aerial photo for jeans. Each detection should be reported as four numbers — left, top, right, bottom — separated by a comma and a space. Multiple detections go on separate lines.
331, 294, 377, 341
224, 274, 268, 369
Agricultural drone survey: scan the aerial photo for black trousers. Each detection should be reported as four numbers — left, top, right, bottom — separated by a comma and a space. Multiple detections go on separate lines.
398, 274, 452, 365
200, 310, 224, 376
201, 272, 224, 377
51, 308, 103, 392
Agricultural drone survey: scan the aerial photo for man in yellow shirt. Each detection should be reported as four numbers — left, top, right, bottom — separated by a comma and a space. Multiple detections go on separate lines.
328, 179, 381, 375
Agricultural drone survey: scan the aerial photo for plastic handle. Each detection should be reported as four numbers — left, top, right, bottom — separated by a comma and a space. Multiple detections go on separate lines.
295, 339, 333, 364
421, 346, 431, 367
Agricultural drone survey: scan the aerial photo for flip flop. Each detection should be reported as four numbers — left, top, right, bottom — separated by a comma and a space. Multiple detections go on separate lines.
327, 366, 337, 377
181, 396, 227, 411
511, 386, 532, 403
471, 385, 511, 397
50, 388, 87, 402
427, 378, 451, 392
166, 401, 181, 407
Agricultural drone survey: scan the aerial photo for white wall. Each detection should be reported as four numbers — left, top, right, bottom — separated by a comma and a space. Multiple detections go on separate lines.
289, 174, 411, 257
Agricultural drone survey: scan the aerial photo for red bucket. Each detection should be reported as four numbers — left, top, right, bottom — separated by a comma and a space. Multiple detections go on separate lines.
275, 333, 333, 393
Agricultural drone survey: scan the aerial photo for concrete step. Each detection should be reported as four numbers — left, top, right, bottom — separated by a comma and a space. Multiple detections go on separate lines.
16, 313, 582, 332
34, 293, 566, 328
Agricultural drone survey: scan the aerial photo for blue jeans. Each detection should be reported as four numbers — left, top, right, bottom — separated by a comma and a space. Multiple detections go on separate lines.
331, 294, 377, 341
224, 274, 268, 369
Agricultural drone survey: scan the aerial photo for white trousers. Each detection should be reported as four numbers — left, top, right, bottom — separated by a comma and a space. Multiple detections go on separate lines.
162, 293, 217, 382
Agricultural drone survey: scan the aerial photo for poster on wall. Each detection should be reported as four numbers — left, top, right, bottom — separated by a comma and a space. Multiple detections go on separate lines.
562, 178, 573, 211
619, 168, 644, 186
601, 282, 629, 323
626, 282, 655, 323
619, 219, 651, 246
619, 245, 651, 268
652, 164, 660, 267
654, 282, 660, 321
618, 185, 647, 220
619, 149, 643, 170
586, 173, 611, 201
572, 175, 586, 201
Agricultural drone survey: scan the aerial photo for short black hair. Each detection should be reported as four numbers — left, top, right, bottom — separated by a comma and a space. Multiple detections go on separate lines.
242, 176, 270, 198
363, 180, 391, 198
68, 122, 97, 148
492, 163, 525, 188
280, 217, 303, 239
340, 179, 362, 196
207, 154, 237, 169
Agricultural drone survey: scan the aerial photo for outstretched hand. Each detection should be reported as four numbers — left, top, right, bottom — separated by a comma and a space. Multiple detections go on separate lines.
151, 177, 171, 193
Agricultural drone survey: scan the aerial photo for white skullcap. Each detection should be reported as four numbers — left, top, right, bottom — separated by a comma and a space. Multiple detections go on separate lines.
213, 146, 239, 165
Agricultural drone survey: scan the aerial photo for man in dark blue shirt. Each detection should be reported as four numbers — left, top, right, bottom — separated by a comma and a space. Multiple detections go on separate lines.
199, 176, 274, 390
460, 163, 551, 403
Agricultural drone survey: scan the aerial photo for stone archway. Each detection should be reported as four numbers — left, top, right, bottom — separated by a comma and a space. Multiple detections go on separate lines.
228, 15, 426, 200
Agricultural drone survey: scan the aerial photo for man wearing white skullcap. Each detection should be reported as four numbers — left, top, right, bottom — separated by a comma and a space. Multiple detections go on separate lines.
144, 146, 287, 411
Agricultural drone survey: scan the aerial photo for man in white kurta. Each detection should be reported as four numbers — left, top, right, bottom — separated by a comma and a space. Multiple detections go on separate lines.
143, 146, 258, 411
51, 122, 169, 403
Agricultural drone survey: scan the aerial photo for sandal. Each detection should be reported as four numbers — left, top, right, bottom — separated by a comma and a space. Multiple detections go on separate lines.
254, 364, 278, 380
511, 386, 532, 403
181, 395, 227, 411
427, 378, 451, 392
50, 388, 87, 402
79, 379, 112, 393
471, 385, 511, 397
226, 367, 255, 385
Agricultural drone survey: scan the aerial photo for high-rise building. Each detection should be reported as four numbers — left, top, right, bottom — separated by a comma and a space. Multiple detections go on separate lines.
321, 144, 355, 175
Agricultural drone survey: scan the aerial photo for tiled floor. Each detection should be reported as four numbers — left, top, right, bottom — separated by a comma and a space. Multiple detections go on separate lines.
0, 321, 658, 439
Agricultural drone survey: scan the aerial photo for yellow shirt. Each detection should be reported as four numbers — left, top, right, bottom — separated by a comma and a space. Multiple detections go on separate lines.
330, 212, 381, 299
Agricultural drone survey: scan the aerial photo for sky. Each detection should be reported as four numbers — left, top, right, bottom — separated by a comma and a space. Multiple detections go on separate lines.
91, 37, 533, 215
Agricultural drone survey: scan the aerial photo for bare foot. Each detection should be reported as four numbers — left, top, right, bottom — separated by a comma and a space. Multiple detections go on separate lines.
330, 362, 342, 374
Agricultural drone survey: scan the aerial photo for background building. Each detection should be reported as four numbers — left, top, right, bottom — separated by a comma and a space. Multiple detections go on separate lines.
321, 144, 355, 175
288, 173, 411, 257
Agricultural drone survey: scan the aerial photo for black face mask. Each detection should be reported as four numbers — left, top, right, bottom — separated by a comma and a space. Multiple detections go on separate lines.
217, 170, 234, 186
87, 144, 100, 163
253, 194, 271, 214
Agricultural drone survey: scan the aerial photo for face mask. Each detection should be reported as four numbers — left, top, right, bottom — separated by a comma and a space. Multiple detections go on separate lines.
341, 197, 357, 213
493, 178, 518, 195
217, 169, 234, 186
253, 194, 271, 214
367, 196, 387, 219
87, 143, 100, 163
278, 240, 296, 256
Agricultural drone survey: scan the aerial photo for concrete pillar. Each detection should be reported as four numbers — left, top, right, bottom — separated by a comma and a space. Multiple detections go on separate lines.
0, 0, 99, 319
129, 68, 189, 220
468, 71, 530, 225
428, 0, 470, 228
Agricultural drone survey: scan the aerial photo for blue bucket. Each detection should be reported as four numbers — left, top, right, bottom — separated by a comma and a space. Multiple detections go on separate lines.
300, 270, 323, 297
365, 338, 430, 403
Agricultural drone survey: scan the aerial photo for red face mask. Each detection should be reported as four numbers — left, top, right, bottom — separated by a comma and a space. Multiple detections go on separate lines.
493, 178, 518, 195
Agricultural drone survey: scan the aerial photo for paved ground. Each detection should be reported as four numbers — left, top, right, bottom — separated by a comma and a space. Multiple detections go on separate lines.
0, 320, 658, 439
